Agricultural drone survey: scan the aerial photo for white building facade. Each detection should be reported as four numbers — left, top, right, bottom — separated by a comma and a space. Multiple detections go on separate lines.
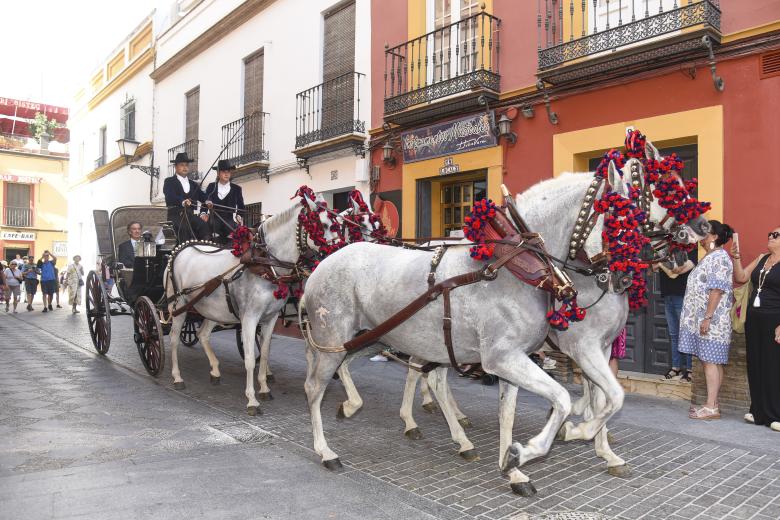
67, 15, 159, 269
152, 0, 372, 217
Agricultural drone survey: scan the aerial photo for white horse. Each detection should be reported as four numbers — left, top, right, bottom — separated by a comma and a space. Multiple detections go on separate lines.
299, 149, 708, 495
165, 196, 340, 414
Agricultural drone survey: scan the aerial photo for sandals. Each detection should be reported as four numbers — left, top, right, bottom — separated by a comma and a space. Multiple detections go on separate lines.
680, 370, 692, 383
690, 406, 720, 420
664, 368, 681, 379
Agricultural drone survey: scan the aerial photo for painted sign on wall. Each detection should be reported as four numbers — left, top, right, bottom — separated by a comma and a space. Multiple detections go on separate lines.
401, 113, 497, 163
1, 231, 36, 240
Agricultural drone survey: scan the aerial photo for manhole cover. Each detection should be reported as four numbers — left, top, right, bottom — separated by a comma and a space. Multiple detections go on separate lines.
512, 513, 611, 520
209, 421, 275, 444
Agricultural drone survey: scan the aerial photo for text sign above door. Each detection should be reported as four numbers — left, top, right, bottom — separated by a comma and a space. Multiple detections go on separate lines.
401, 113, 497, 163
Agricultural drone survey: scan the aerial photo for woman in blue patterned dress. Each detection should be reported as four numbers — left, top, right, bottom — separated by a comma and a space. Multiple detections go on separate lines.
679, 220, 735, 420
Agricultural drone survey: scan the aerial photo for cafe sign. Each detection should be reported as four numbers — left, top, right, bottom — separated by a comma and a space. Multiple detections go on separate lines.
0, 174, 42, 184
1, 231, 36, 241
401, 113, 497, 163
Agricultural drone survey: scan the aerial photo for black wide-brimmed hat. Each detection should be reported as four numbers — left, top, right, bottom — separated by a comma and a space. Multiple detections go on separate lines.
212, 159, 237, 171
170, 152, 195, 164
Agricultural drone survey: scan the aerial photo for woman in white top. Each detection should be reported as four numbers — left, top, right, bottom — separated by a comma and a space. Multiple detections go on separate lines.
3, 260, 24, 313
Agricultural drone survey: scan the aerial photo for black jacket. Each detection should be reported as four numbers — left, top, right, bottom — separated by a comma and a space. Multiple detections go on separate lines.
204, 182, 245, 217
117, 240, 135, 267
163, 175, 207, 221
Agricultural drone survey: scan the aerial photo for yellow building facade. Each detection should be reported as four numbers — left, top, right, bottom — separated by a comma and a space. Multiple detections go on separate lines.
0, 148, 69, 263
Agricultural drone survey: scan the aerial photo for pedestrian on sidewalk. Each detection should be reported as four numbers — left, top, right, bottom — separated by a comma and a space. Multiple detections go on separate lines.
609, 327, 626, 378
658, 250, 697, 382
37, 250, 57, 312
3, 260, 23, 313
53, 265, 62, 308
21, 256, 40, 311
680, 220, 734, 421
66, 256, 85, 313
732, 225, 780, 433
0, 261, 8, 309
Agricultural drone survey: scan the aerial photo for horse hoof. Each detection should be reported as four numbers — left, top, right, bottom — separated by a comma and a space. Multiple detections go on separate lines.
458, 417, 472, 429
266, 374, 275, 384
173, 381, 186, 390
607, 431, 616, 444
210, 375, 220, 385
608, 464, 631, 478
404, 427, 423, 440
258, 392, 273, 401
247, 406, 261, 416
422, 402, 438, 414
459, 449, 480, 462
510, 481, 537, 497
322, 458, 343, 471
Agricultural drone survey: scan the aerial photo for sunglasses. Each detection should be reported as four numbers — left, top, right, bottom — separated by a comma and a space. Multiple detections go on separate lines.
770, 232, 780, 239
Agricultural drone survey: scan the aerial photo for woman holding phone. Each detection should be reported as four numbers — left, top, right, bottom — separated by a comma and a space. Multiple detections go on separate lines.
732, 226, 780, 432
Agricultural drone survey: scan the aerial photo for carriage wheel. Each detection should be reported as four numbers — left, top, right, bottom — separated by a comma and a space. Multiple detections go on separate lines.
85, 270, 111, 355
134, 296, 165, 376
235, 326, 262, 361
180, 316, 199, 347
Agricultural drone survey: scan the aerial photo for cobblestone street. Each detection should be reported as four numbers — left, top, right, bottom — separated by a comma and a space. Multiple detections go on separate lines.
2, 306, 780, 520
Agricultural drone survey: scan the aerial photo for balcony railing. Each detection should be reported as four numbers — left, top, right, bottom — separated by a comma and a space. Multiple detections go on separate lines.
0, 132, 69, 157
3, 206, 33, 228
167, 139, 200, 178
296, 72, 365, 149
221, 112, 269, 169
538, 0, 721, 84
384, 10, 501, 115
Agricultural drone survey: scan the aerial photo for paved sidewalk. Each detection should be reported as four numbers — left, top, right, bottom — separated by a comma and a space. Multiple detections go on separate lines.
2, 308, 780, 519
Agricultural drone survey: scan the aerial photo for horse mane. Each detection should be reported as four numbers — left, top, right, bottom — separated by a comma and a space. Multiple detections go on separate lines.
517, 172, 593, 215
260, 202, 300, 234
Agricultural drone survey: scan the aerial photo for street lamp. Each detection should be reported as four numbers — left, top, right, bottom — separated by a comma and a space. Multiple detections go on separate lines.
382, 141, 396, 167
116, 137, 159, 178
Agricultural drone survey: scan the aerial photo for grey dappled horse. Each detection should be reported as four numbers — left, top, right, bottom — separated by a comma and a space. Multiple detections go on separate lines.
300, 147, 708, 495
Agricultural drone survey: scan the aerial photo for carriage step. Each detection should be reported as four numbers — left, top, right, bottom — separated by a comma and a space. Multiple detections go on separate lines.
208, 421, 276, 444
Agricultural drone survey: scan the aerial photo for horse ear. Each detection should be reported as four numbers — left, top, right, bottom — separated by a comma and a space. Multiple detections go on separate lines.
645, 140, 660, 161
608, 160, 627, 196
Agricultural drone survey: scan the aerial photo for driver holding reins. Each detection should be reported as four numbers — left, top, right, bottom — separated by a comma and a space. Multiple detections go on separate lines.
204, 159, 245, 244
163, 152, 212, 242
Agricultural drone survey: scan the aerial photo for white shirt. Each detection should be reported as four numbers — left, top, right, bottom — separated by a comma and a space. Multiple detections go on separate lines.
131, 238, 139, 253
217, 182, 231, 200
4, 267, 21, 286
176, 174, 191, 194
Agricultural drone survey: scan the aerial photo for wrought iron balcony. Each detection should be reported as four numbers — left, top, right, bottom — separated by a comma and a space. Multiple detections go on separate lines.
2, 206, 33, 227
221, 112, 269, 169
384, 10, 501, 121
295, 72, 365, 150
167, 139, 200, 178
537, 0, 721, 87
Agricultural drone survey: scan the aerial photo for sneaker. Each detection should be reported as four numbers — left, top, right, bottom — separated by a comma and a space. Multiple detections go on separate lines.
744, 413, 755, 424
542, 357, 557, 370
27, 305, 33, 311
48, 304, 53, 311
369, 354, 388, 362
42, 308, 47, 313
771, 422, 780, 432
56, 304, 62, 308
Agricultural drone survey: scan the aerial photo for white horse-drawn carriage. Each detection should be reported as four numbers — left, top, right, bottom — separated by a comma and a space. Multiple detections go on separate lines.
86, 131, 713, 496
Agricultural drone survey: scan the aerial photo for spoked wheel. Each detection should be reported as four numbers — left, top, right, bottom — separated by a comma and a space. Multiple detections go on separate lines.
85, 270, 111, 355
134, 296, 165, 376
235, 326, 262, 361
180, 316, 199, 347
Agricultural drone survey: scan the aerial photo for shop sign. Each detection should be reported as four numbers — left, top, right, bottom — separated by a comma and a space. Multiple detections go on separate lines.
1, 231, 36, 240
401, 113, 497, 163
0, 174, 42, 184
52, 241, 68, 256
439, 157, 460, 176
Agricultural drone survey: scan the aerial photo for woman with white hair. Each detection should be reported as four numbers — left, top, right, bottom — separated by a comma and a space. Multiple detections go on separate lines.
3, 260, 23, 313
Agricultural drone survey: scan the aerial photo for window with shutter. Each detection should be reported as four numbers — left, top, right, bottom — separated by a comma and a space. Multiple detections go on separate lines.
243, 51, 264, 157
120, 100, 136, 140
185, 87, 200, 142
96, 126, 107, 168
5, 183, 32, 227
322, 1, 356, 138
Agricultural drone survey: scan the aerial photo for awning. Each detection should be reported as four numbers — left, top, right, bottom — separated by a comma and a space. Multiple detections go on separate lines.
0, 97, 68, 123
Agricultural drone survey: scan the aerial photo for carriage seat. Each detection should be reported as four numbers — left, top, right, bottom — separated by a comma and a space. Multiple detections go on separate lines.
157, 221, 177, 250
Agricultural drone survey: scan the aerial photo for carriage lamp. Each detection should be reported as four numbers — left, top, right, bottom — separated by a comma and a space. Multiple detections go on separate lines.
382, 141, 397, 167
117, 137, 160, 178
497, 113, 517, 145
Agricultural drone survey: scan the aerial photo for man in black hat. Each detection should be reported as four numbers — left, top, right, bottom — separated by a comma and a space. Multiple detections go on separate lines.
205, 159, 245, 244
163, 152, 212, 241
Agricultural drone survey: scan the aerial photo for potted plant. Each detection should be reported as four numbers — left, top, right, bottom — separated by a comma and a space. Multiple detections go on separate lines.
29, 112, 60, 150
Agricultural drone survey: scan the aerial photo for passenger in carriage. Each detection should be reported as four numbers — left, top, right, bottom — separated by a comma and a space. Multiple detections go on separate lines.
163, 152, 212, 242
117, 221, 142, 268
204, 159, 245, 244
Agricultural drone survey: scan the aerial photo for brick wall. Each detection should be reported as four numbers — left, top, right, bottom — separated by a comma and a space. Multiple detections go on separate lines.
691, 333, 751, 411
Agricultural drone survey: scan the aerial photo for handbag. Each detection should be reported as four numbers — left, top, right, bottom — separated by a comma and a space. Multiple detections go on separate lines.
731, 279, 752, 334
